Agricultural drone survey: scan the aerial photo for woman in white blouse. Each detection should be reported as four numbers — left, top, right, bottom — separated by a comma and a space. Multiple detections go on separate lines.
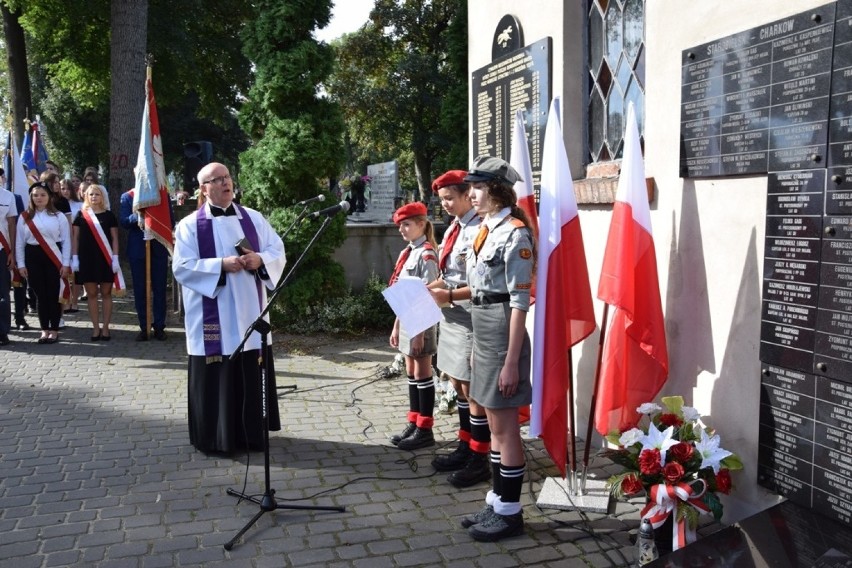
16, 182, 72, 343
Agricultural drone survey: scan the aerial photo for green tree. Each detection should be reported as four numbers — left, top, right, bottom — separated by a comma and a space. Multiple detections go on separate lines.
328, 0, 468, 200
238, 0, 348, 318
3, 0, 252, 187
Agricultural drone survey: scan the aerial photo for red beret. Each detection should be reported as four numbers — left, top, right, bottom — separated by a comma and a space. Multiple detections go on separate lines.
393, 201, 428, 224
431, 170, 468, 193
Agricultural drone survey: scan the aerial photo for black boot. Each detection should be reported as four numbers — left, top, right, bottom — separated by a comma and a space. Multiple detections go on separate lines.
448, 451, 491, 488
396, 427, 435, 450
432, 441, 470, 472
390, 422, 417, 445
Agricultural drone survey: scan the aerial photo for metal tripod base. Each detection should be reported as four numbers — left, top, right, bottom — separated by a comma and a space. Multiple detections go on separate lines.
224, 488, 345, 550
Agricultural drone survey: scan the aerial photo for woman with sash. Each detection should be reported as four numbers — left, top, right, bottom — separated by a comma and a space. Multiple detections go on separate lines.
15, 181, 72, 344
71, 185, 122, 341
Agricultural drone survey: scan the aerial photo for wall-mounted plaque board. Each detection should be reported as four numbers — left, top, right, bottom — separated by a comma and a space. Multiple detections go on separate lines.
471, 37, 551, 194
680, 3, 836, 177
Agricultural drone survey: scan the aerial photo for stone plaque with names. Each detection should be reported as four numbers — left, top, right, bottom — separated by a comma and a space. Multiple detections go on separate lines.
471, 37, 551, 192
759, 367, 852, 522
760, 170, 825, 372
680, 3, 836, 177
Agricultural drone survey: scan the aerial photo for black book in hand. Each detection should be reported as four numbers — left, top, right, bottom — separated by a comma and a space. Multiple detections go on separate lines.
235, 238, 270, 280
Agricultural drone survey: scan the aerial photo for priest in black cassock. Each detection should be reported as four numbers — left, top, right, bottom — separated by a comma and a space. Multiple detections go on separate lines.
172, 162, 287, 454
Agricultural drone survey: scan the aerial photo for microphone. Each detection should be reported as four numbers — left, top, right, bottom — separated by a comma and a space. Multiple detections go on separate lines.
308, 201, 350, 219
297, 194, 327, 207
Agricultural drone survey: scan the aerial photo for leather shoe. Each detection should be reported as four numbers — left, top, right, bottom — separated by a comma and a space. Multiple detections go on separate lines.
153, 328, 167, 341
16, 322, 30, 331
0, 334, 10, 346
390, 422, 416, 445
396, 427, 435, 451
432, 441, 470, 472
135, 331, 149, 341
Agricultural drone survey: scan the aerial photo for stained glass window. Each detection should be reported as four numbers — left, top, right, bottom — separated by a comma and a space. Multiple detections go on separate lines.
587, 0, 645, 163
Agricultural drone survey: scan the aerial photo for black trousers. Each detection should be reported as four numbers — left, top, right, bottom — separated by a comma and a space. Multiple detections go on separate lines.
25, 244, 62, 330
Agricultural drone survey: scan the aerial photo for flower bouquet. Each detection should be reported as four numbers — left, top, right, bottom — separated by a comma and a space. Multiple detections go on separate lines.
602, 396, 743, 551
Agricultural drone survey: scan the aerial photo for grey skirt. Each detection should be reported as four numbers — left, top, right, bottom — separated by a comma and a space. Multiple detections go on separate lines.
437, 303, 473, 381
399, 323, 438, 357
470, 302, 532, 409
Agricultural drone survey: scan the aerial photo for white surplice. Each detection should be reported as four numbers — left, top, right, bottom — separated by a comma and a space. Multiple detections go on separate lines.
172, 203, 286, 356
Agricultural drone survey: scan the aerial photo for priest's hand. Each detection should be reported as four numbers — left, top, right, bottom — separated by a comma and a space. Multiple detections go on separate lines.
222, 255, 246, 273
239, 251, 264, 272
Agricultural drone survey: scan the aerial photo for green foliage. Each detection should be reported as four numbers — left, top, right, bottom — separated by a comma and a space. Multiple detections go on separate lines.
327, 0, 468, 194
7, 0, 252, 174
702, 490, 724, 522
271, 272, 395, 335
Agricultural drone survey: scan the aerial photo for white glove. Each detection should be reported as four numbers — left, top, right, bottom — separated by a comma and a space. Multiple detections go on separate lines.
71, 255, 80, 272
112, 254, 120, 273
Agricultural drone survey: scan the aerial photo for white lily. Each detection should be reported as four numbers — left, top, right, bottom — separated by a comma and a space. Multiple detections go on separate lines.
695, 428, 732, 473
639, 422, 679, 466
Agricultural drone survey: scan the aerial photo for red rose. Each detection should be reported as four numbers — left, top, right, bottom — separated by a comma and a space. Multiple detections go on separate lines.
663, 462, 685, 483
669, 442, 695, 464
715, 469, 732, 494
638, 449, 662, 476
621, 474, 644, 495
658, 413, 684, 428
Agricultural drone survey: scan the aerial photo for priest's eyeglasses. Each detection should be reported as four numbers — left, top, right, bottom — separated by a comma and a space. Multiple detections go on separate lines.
203, 174, 232, 185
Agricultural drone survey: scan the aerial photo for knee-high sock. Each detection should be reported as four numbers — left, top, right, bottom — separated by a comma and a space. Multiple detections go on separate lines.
416, 377, 435, 428
493, 463, 526, 516
490, 450, 502, 496
469, 413, 491, 454
406, 376, 419, 423
456, 398, 471, 442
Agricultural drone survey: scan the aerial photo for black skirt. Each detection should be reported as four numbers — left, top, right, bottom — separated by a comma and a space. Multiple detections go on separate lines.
187, 347, 281, 454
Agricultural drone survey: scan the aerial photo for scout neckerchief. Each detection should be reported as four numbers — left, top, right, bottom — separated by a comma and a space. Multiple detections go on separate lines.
22, 210, 71, 303
196, 203, 263, 362
439, 219, 459, 271
81, 208, 126, 295
388, 245, 412, 285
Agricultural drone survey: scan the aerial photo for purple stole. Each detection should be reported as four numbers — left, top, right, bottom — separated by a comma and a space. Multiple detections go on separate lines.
196, 204, 264, 362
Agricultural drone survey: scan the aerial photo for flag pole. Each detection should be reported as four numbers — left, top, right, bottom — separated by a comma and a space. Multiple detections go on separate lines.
581, 302, 610, 492
143, 60, 153, 340
566, 348, 578, 494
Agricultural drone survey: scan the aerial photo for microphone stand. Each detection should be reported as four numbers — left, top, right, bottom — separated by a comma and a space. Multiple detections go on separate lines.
224, 213, 345, 551
280, 205, 311, 242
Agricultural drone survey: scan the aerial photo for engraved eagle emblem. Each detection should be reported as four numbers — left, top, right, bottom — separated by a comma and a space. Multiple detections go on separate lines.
497, 26, 513, 48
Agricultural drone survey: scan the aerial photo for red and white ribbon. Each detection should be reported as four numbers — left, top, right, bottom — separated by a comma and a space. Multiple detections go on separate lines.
81, 208, 125, 293
640, 480, 710, 551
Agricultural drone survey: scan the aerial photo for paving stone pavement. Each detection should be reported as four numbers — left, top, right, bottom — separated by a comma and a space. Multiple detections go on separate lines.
0, 295, 665, 567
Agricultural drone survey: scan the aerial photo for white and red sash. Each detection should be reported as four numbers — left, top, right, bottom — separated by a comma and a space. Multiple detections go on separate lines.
22, 211, 71, 303
81, 208, 126, 294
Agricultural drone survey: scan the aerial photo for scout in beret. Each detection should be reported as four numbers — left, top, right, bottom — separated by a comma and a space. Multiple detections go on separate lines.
459, 155, 536, 542
388, 201, 440, 450
426, 170, 494, 488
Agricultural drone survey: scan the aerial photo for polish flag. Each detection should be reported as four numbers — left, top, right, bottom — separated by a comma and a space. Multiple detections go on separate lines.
531, 97, 596, 477
510, 109, 540, 241
594, 103, 669, 436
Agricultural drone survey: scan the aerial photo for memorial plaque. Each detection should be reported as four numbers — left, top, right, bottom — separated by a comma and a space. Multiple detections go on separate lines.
759, 401, 815, 440
815, 422, 852, 455
814, 332, 852, 378
813, 490, 852, 525
471, 37, 551, 192
757, 466, 813, 505
758, 443, 814, 484
680, 3, 837, 177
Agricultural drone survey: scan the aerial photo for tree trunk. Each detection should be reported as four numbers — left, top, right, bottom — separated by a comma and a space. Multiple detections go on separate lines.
108, 0, 148, 214
413, 152, 432, 203
1, 3, 32, 145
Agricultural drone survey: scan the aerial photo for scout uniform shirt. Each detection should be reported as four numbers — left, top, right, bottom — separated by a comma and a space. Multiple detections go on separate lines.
466, 207, 534, 311
441, 207, 481, 289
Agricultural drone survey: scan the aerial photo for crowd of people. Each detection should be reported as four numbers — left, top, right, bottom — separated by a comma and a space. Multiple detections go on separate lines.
0, 160, 171, 346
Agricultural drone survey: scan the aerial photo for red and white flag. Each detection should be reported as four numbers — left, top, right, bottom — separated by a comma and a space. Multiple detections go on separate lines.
531, 97, 596, 477
133, 66, 174, 254
594, 102, 669, 436
510, 109, 540, 240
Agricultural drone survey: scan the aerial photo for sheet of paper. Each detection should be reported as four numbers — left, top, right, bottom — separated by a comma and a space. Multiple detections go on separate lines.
382, 277, 442, 337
